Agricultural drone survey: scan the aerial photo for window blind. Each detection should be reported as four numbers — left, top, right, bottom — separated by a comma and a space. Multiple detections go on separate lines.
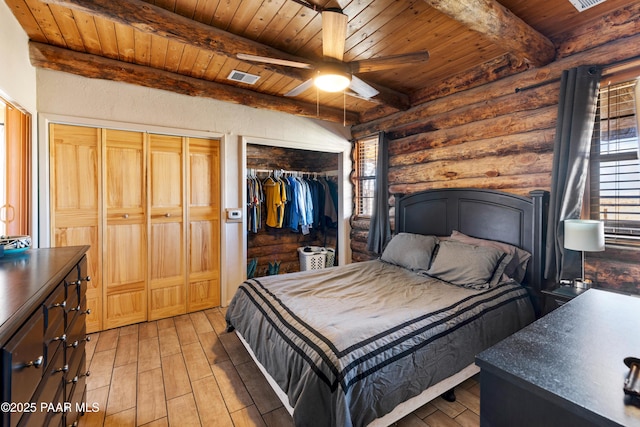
590, 79, 640, 243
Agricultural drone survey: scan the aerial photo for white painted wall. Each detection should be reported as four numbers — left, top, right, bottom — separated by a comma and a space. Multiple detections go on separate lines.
36, 69, 353, 305
0, 2, 39, 242
0, 2, 37, 113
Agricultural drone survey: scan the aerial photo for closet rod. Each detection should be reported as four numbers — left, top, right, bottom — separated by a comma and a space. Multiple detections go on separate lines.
248, 168, 339, 176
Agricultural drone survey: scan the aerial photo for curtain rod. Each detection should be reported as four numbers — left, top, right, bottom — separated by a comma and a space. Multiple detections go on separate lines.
515, 55, 640, 93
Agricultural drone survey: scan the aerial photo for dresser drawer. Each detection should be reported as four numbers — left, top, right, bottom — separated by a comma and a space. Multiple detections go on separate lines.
1, 310, 46, 410
64, 268, 80, 324
65, 311, 88, 403
18, 345, 66, 427
43, 285, 66, 370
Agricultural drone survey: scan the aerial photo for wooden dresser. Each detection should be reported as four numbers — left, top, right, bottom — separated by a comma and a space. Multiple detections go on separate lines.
476, 289, 640, 427
0, 246, 91, 427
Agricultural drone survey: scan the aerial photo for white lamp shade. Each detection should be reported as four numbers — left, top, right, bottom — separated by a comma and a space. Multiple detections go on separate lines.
564, 219, 605, 252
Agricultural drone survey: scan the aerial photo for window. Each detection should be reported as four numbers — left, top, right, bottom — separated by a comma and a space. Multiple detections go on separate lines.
589, 78, 640, 244
1, 97, 31, 236
354, 136, 378, 217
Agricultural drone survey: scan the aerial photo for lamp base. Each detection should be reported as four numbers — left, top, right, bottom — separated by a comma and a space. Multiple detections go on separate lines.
572, 278, 592, 290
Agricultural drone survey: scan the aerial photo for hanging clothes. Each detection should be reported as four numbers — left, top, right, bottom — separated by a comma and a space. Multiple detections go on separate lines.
247, 169, 338, 234
246, 171, 263, 234
263, 175, 287, 228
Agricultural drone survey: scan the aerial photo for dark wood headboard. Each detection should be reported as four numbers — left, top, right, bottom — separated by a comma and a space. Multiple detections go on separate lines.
395, 188, 549, 314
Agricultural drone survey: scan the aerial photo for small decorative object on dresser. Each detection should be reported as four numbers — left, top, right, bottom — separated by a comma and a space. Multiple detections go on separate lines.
0, 235, 32, 256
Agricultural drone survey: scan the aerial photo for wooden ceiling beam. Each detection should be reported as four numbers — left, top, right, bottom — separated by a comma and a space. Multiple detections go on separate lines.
41, 0, 312, 81
29, 42, 359, 125
422, 0, 556, 67
40, 0, 408, 112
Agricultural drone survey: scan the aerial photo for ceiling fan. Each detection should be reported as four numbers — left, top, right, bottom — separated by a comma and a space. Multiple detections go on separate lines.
236, 7, 430, 100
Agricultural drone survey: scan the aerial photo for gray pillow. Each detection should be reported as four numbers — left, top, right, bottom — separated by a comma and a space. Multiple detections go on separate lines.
381, 233, 438, 271
426, 240, 512, 289
449, 230, 531, 283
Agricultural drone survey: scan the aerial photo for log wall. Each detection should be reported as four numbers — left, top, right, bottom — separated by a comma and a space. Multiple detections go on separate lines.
246, 144, 338, 277
350, 32, 640, 295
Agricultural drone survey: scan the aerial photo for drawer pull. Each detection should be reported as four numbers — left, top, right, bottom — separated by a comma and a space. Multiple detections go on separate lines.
165, 212, 171, 217
80, 370, 91, 378
68, 335, 91, 348
50, 300, 67, 310
52, 334, 67, 343
81, 308, 92, 316
53, 364, 69, 375
123, 213, 129, 219
66, 375, 79, 384
82, 276, 91, 282
24, 356, 44, 369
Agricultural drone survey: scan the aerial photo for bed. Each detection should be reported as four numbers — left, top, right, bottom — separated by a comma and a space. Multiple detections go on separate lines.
226, 188, 549, 427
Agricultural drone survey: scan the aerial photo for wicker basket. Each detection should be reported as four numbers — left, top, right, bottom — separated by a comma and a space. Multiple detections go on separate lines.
298, 246, 327, 271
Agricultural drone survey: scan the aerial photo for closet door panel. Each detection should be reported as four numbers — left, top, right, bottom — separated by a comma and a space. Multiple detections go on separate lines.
148, 134, 186, 320
187, 138, 220, 312
104, 129, 147, 329
49, 123, 103, 332
188, 220, 219, 311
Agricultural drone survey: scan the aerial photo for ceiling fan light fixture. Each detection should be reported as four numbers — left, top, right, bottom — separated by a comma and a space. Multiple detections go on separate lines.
313, 64, 351, 92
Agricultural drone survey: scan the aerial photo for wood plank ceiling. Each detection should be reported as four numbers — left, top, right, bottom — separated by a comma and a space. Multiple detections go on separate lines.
5, 0, 639, 124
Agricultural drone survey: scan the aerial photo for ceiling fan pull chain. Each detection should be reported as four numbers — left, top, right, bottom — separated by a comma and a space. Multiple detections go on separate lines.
343, 91, 346, 127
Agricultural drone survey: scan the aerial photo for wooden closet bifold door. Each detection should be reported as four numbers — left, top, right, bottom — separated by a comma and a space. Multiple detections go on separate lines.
103, 129, 147, 329
148, 134, 187, 320
187, 137, 221, 311
49, 124, 103, 332
50, 124, 221, 331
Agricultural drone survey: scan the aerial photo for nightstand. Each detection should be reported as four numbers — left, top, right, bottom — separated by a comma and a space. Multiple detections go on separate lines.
542, 284, 588, 308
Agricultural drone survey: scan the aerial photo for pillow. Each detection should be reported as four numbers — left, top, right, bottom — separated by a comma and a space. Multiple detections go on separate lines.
449, 230, 531, 283
381, 233, 439, 271
426, 240, 512, 289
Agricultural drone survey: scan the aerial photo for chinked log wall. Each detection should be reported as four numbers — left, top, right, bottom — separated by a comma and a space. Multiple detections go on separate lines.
350, 28, 640, 295
246, 144, 338, 276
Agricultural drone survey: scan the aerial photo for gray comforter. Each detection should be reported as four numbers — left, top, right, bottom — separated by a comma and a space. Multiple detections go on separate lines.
225, 260, 534, 427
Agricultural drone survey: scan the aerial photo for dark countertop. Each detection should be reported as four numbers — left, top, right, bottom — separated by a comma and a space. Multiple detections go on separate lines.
476, 289, 640, 427
0, 246, 89, 342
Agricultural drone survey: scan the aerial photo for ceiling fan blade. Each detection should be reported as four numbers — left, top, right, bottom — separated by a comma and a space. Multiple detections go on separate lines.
349, 51, 430, 73
284, 79, 314, 97
322, 10, 347, 62
349, 75, 380, 99
237, 53, 313, 69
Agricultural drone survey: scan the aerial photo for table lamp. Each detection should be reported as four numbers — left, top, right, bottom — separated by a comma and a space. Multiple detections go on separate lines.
564, 219, 605, 289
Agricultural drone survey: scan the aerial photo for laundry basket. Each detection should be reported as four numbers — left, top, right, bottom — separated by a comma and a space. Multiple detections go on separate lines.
325, 248, 336, 267
298, 246, 327, 271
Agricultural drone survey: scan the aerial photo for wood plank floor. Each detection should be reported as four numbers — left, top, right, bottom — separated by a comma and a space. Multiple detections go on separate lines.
78, 308, 481, 427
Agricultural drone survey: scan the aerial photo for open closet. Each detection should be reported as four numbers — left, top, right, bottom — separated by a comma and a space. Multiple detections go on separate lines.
246, 144, 339, 277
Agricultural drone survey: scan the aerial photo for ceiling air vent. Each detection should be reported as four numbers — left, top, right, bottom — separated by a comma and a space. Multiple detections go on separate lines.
568, 0, 607, 12
227, 70, 260, 85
